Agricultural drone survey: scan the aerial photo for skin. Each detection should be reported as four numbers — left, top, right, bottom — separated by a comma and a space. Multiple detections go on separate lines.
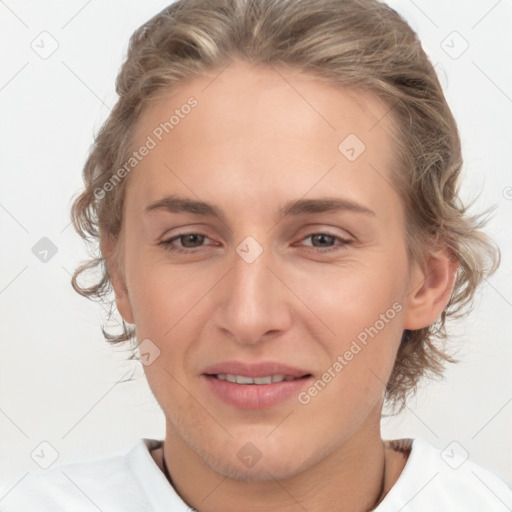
104, 59, 457, 511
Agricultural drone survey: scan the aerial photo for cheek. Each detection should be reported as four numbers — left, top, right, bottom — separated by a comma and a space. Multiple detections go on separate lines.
289, 251, 407, 394
125, 248, 206, 337
126, 263, 210, 405
293, 257, 407, 341
298, 273, 405, 426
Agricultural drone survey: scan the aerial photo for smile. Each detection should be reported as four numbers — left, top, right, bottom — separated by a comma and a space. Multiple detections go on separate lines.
213, 374, 301, 384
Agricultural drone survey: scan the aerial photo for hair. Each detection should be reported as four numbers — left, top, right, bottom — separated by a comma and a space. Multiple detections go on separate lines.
71, 0, 499, 412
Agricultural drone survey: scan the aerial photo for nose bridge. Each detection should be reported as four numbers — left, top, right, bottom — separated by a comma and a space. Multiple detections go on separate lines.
216, 235, 291, 343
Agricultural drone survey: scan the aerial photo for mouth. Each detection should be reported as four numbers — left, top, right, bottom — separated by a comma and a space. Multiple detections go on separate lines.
201, 361, 313, 409
210, 373, 309, 384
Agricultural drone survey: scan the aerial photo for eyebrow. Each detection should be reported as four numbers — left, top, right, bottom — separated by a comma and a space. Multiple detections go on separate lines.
144, 194, 375, 222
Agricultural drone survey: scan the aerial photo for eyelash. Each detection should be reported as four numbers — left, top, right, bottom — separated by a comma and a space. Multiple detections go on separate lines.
159, 231, 352, 254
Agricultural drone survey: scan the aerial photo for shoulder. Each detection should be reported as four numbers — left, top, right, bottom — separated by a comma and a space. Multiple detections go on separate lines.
0, 439, 168, 511
378, 437, 512, 511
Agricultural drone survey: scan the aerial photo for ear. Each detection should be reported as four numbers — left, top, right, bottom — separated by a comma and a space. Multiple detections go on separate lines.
403, 247, 459, 330
101, 231, 135, 325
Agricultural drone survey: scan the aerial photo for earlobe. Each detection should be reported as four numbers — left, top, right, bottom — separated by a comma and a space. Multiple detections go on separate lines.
100, 231, 135, 325
403, 249, 459, 330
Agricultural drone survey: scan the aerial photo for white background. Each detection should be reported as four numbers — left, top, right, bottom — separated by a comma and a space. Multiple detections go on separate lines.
0, 0, 511, 488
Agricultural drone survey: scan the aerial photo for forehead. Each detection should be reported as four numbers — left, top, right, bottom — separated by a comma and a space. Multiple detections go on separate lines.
128, 59, 402, 220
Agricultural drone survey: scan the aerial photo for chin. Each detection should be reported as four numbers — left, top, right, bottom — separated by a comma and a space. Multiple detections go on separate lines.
190, 434, 326, 482
201, 452, 311, 482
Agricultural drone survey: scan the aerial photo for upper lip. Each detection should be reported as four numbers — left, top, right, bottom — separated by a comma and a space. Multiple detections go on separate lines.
201, 361, 311, 378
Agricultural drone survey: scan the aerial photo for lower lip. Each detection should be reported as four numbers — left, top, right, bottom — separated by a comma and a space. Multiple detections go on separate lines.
203, 375, 312, 409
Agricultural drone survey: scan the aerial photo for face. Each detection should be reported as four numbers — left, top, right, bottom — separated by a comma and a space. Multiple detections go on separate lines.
111, 59, 427, 480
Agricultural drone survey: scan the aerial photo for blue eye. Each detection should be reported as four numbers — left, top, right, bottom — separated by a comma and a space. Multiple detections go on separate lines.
159, 231, 352, 254
159, 232, 210, 253
301, 233, 352, 253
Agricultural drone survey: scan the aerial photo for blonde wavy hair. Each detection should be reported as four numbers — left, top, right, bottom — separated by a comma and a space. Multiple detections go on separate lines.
71, 0, 499, 411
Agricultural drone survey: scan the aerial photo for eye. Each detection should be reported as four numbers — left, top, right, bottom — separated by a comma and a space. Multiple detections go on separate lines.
159, 231, 352, 254
300, 232, 352, 253
159, 232, 212, 253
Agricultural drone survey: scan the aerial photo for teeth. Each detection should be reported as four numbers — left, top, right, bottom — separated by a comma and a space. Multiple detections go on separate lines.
237, 375, 255, 384
215, 374, 295, 384
253, 376, 272, 384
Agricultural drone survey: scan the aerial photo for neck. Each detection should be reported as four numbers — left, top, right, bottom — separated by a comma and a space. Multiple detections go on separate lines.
155, 410, 407, 511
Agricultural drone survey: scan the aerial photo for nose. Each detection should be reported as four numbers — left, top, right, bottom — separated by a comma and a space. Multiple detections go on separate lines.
213, 237, 293, 346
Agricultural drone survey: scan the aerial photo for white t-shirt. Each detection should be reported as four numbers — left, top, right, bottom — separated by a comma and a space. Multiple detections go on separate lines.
1, 437, 511, 511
